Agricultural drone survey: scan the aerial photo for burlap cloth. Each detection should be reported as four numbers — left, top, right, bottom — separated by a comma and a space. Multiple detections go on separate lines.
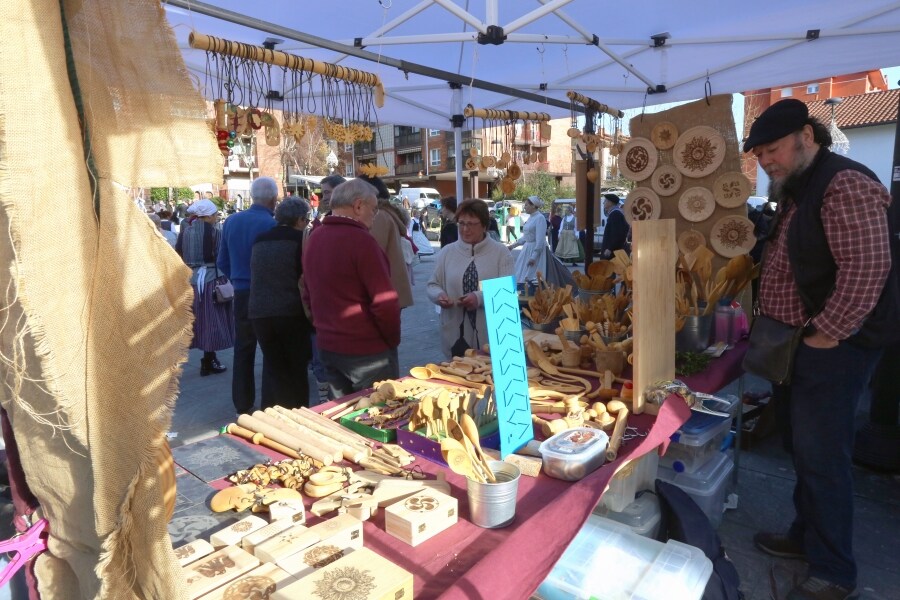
0, 0, 221, 597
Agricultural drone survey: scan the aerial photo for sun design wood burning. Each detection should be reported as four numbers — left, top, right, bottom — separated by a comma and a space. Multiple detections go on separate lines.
304, 544, 345, 569
222, 575, 277, 600
715, 220, 751, 249
680, 136, 718, 173
313, 566, 376, 600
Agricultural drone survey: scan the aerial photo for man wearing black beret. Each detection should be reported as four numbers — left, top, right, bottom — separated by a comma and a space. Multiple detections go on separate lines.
745, 98, 899, 599
599, 193, 628, 259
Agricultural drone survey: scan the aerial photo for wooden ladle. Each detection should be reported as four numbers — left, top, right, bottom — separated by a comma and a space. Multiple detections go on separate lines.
446, 418, 492, 483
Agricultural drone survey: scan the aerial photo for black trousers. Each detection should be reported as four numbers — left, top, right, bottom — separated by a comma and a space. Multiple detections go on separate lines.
252, 315, 312, 410
232, 290, 267, 414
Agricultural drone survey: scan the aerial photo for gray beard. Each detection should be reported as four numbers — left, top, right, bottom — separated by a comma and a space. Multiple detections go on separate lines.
767, 148, 817, 206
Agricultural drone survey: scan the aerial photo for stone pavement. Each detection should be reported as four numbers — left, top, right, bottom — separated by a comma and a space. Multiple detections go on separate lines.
169, 245, 900, 600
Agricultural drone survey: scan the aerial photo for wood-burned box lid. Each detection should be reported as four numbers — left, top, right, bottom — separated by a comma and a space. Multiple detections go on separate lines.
184, 545, 259, 600
196, 562, 296, 600
254, 523, 320, 564
241, 518, 300, 555
384, 488, 458, 547
174, 539, 215, 567
209, 515, 268, 549
271, 547, 413, 600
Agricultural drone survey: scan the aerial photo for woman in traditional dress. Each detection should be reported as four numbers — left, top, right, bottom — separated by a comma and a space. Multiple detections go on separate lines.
427, 200, 515, 358
508, 196, 547, 285
555, 204, 584, 264
175, 199, 234, 376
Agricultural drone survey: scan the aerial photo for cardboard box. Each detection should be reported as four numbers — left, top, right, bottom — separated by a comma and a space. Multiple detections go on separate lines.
197, 562, 296, 599
184, 545, 259, 599
272, 547, 413, 600
385, 488, 458, 547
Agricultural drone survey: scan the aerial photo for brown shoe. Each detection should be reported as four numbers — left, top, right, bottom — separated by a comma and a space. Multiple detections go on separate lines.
786, 577, 858, 600
753, 531, 806, 560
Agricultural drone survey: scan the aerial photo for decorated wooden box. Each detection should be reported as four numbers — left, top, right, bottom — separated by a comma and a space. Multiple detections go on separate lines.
196, 562, 296, 600
276, 533, 362, 580
384, 488, 458, 547
174, 539, 215, 567
241, 518, 302, 555
184, 545, 260, 600
255, 513, 362, 564
209, 515, 268, 549
271, 547, 413, 600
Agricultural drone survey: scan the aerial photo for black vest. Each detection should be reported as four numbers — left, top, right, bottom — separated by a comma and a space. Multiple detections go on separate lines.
784, 148, 900, 347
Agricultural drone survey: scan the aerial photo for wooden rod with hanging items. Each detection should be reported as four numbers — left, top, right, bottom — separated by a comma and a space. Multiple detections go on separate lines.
463, 104, 551, 122
566, 91, 624, 119
188, 31, 385, 107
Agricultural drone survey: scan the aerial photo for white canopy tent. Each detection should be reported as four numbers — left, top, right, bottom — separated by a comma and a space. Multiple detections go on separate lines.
163, 0, 900, 201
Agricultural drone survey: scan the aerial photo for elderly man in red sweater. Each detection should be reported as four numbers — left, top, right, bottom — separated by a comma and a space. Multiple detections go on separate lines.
302, 178, 401, 398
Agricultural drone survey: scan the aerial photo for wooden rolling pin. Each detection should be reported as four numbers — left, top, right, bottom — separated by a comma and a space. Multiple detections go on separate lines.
292, 407, 375, 450
261, 408, 356, 463
269, 407, 369, 463
237, 413, 334, 465
605, 407, 630, 461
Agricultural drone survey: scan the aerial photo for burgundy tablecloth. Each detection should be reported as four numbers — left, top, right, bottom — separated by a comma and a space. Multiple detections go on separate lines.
199, 345, 749, 599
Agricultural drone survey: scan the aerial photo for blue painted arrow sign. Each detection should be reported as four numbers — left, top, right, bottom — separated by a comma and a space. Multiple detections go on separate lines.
482, 275, 533, 457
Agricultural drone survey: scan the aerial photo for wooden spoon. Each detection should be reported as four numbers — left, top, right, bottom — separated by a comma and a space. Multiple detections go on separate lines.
410, 366, 486, 391
446, 418, 491, 483
440, 438, 482, 482
459, 414, 496, 483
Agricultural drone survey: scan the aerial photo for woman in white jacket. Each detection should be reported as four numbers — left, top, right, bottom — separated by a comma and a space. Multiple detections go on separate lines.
508, 196, 547, 284
427, 200, 515, 357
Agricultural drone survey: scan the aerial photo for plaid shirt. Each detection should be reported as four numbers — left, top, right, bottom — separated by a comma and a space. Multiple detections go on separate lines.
759, 169, 892, 340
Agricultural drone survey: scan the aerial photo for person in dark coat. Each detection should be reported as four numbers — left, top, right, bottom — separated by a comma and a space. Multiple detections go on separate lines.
249, 198, 313, 409
599, 194, 629, 258
439, 196, 459, 247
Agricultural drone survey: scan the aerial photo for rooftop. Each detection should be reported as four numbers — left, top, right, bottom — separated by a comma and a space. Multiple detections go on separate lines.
807, 88, 900, 130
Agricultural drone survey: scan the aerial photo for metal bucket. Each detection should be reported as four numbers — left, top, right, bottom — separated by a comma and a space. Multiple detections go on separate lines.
675, 313, 713, 352
466, 461, 521, 528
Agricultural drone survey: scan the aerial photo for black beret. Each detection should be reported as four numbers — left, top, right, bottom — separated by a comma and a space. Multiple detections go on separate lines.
742, 98, 809, 153
603, 193, 621, 204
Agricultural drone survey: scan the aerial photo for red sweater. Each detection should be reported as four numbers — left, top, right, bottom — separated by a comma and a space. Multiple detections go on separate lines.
302, 216, 401, 354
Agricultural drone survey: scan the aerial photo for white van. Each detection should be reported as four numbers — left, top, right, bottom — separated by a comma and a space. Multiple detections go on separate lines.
402, 187, 442, 210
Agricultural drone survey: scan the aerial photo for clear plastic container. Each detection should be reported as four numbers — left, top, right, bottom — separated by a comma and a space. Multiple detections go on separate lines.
535, 515, 713, 600
660, 414, 732, 474
593, 492, 661, 538
539, 428, 609, 481
657, 451, 734, 529
598, 447, 660, 512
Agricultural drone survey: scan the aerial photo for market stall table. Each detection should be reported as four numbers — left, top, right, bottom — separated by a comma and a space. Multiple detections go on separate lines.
173, 345, 748, 598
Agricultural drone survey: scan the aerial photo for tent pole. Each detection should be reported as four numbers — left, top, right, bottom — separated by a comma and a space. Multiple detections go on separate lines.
451, 84, 465, 202
165, 0, 583, 113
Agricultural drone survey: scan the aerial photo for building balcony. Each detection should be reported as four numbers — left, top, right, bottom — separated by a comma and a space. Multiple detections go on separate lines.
395, 163, 424, 176
395, 134, 422, 148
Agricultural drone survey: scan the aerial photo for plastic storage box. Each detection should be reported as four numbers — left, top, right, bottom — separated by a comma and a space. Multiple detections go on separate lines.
598, 446, 659, 512
657, 450, 734, 529
535, 515, 713, 600
593, 492, 661, 539
539, 428, 609, 481
659, 414, 731, 474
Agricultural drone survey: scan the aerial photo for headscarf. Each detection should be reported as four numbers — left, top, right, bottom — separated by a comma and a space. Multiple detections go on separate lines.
526, 196, 543, 209
187, 199, 218, 217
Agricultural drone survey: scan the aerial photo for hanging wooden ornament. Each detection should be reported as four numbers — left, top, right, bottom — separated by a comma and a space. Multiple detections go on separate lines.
678, 187, 716, 223
673, 126, 726, 178
651, 121, 679, 150
623, 188, 662, 224
649, 164, 683, 197
712, 172, 752, 208
710, 215, 757, 258
618, 138, 658, 181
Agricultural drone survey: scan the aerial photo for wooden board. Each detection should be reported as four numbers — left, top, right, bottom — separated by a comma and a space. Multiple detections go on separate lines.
272, 547, 414, 600
197, 562, 296, 600
209, 515, 268, 549
632, 220, 677, 415
174, 539, 215, 567
184, 545, 260, 599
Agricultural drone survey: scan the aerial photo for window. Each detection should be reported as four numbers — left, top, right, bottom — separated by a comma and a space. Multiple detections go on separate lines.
345, 164, 353, 176
430, 148, 441, 167
807, 83, 820, 95
780, 88, 793, 97
429, 129, 441, 136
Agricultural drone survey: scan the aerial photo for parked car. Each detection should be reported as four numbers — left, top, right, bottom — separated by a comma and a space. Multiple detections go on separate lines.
747, 195, 776, 213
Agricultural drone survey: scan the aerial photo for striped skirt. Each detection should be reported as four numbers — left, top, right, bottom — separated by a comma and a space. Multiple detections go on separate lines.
190, 276, 235, 351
